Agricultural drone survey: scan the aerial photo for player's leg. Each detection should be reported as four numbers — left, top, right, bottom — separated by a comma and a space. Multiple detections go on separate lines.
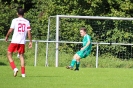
74, 50, 86, 70
7, 43, 18, 77
19, 53, 25, 77
75, 58, 80, 71
66, 53, 80, 69
18, 44, 25, 77
66, 54, 76, 69
75, 50, 88, 71
75, 49, 91, 70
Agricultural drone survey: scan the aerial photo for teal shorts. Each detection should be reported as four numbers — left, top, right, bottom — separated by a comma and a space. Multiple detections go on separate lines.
76, 49, 91, 59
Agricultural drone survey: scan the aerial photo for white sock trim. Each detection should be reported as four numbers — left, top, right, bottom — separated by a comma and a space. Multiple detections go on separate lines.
14, 68, 18, 72
22, 74, 25, 77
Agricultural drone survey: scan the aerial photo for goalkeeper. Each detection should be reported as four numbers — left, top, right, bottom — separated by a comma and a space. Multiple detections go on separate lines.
66, 27, 92, 71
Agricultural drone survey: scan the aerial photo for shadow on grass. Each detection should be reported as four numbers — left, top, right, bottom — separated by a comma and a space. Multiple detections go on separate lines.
0, 62, 7, 66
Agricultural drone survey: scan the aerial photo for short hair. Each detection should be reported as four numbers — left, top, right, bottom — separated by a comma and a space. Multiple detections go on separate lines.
17, 7, 24, 16
80, 27, 87, 33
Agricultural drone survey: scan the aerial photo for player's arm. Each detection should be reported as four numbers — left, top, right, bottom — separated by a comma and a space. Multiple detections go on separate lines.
5, 28, 14, 42
81, 40, 90, 50
5, 19, 15, 42
27, 30, 32, 48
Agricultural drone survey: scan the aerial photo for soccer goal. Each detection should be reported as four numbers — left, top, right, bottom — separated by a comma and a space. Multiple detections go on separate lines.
45, 15, 133, 68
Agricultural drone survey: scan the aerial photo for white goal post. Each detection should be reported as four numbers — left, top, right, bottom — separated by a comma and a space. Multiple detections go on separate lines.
46, 15, 133, 68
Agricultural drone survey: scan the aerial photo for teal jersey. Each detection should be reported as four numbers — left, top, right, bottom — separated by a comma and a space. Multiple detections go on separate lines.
76, 34, 92, 58
82, 34, 92, 50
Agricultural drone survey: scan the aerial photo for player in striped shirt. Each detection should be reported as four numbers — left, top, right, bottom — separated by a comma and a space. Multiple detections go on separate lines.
5, 7, 32, 77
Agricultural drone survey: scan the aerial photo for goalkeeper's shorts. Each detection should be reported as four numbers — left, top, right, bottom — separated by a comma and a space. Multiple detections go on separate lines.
76, 49, 91, 59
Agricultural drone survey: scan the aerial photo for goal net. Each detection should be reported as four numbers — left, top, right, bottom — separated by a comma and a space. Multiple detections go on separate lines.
46, 15, 133, 68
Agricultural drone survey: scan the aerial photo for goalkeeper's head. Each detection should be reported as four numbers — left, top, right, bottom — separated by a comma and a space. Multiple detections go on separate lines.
80, 27, 87, 36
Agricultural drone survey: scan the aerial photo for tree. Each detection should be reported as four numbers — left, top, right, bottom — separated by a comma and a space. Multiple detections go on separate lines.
1, 0, 133, 59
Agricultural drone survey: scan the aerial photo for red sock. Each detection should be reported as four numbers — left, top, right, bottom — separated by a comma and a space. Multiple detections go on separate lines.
10, 62, 16, 70
21, 67, 25, 74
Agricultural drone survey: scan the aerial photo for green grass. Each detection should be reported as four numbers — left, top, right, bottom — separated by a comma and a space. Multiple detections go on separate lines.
0, 66, 133, 88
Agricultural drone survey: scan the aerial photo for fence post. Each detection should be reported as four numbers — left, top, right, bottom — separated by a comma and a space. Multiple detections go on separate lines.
96, 43, 99, 68
45, 17, 51, 67
34, 41, 38, 66
55, 15, 59, 67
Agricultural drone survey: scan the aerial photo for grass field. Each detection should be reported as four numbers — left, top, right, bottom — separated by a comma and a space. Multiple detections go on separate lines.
0, 66, 133, 88
1, 40, 133, 88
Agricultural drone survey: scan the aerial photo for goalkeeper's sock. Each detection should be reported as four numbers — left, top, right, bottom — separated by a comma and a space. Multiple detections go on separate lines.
76, 61, 80, 69
70, 59, 76, 68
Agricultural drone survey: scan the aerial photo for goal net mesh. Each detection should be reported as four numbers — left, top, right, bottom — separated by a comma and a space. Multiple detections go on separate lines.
47, 16, 133, 67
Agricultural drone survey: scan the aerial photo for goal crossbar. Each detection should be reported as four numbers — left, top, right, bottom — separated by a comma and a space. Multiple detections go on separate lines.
57, 15, 133, 20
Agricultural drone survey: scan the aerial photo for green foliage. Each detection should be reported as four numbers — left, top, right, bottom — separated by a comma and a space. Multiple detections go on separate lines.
1, 0, 133, 59
25, 0, 54, 39
0, 0, 17, 38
